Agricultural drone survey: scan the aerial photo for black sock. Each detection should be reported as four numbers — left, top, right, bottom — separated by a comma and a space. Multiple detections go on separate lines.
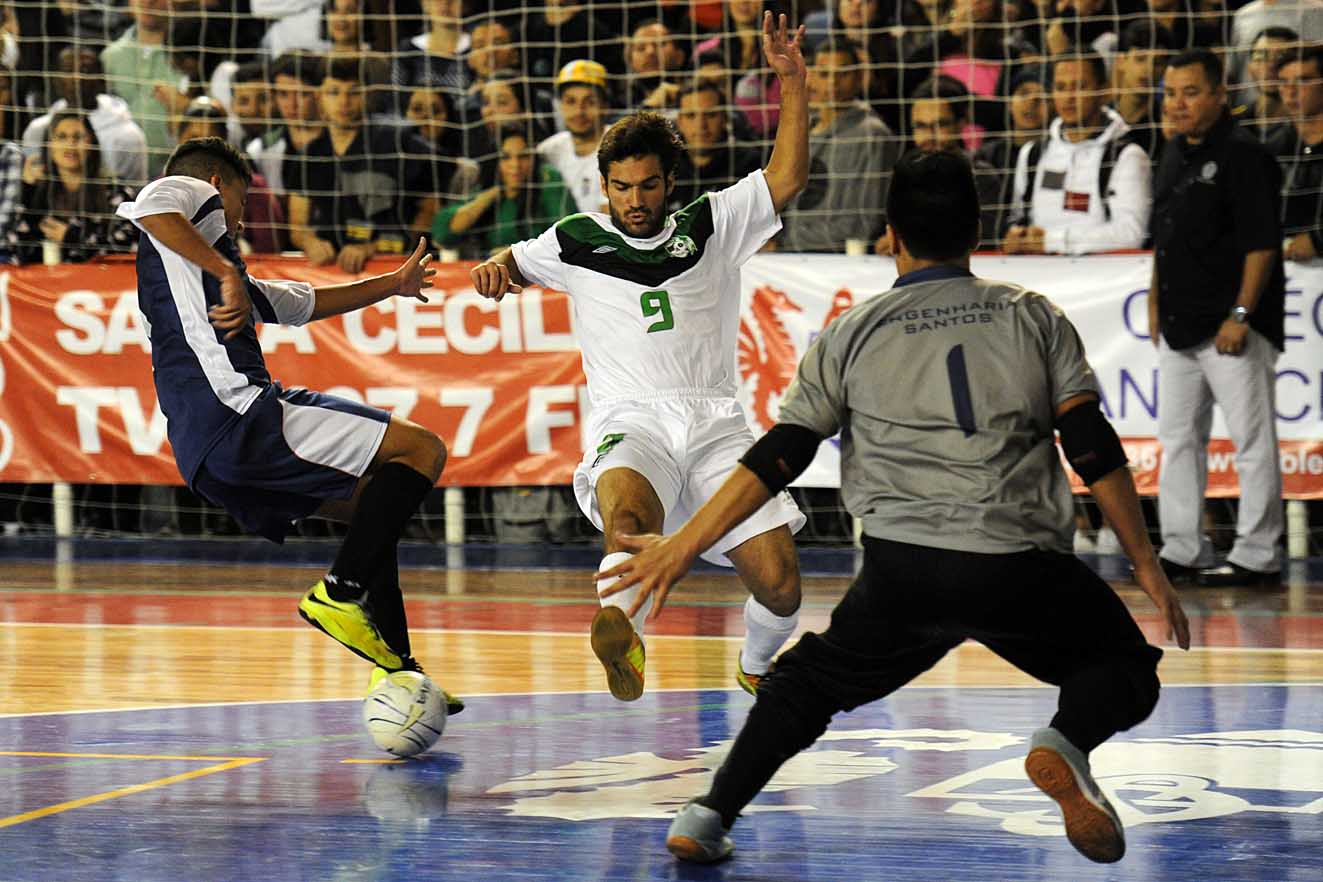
371, 549, 411, 658
699, 691, 830, 829
327, 463, 433, 602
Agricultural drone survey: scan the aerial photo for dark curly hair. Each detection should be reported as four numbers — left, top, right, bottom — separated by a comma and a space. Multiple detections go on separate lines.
596, 111, 685, 179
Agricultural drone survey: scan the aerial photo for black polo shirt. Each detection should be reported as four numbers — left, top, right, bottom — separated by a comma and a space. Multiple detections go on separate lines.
1151, 109, 1285, 351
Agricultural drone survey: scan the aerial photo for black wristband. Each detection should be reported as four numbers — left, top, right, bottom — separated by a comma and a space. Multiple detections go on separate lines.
1057, 399, 1128, 485
739, 423, 824, 495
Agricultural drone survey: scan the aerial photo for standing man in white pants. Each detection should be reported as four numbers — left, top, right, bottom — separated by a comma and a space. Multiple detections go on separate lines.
1151, 48, 1286, 587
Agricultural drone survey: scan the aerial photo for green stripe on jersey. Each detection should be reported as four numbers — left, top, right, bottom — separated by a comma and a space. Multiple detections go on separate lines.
555, 195, 715, 286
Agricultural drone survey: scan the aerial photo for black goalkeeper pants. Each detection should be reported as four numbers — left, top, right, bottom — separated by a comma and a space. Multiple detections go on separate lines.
703, 535, 1164, 827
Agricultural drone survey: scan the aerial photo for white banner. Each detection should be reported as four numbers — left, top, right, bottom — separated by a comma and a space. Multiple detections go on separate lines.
734, 253, 1323, 493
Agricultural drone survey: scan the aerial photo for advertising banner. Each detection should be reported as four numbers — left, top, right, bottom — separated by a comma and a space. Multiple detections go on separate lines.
1, 253, 1320, 496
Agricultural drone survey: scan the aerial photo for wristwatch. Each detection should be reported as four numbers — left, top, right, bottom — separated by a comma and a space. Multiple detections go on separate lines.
1230, 305, 1250, 324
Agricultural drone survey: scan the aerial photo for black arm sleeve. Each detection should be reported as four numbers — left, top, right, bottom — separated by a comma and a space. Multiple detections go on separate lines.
739, 423, 825, 496
1057, 399, 1128, 486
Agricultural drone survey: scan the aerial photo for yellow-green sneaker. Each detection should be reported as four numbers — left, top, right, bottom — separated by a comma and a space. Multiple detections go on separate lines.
735, 654, 772, 696
590, 606, 645, 701
735, 667, 763, 696
298, 579, 402, 669
369, 660, 465, 716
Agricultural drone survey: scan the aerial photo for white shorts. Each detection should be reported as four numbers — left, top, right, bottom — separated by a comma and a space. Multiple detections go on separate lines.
573, 396, 805, 566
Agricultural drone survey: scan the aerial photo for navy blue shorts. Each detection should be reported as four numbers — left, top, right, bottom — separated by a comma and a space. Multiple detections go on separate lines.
193, 384, 390, 542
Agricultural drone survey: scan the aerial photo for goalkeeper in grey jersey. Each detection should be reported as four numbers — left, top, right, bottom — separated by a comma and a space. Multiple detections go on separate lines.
599, 151, 1191, 867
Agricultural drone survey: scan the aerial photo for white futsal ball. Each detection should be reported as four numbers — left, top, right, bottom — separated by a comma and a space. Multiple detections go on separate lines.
362, 670, 447, 757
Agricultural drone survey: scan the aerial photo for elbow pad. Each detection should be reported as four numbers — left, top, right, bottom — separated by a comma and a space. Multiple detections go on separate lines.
739, 423, 824, 495
1057, 400, 1127, 485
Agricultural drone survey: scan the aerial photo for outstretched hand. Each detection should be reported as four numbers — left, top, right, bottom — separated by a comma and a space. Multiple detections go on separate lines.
762, 11, 807, 82
396, 237, 436, 302
595, 532, 701, 622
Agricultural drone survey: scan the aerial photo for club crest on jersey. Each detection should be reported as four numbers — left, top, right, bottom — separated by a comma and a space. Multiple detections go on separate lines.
665, 235, 696, 258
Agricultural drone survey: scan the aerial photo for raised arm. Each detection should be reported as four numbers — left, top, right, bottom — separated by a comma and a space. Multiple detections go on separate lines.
760, 11, 809, 213
137, 211, 249, 339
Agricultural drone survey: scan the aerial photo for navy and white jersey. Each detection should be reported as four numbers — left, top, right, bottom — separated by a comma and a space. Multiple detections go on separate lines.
116, 176, 316, 483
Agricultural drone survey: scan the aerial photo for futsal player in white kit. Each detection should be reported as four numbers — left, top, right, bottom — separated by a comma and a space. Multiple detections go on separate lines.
471, 12, 811, 701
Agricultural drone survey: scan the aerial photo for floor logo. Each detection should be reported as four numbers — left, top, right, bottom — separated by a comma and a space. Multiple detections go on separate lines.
910, 729, 1323, 836
489, 728, 1323, 830
488, 729, 1018, 820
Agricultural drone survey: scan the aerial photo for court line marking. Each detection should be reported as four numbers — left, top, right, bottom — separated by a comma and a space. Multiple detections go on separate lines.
0, 751, 260, 761
0, 754, 266, 829
1, 681, 1319, 720
3, 621, 1321, 653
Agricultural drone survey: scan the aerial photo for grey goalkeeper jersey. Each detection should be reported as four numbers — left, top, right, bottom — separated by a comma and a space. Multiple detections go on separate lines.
779, 266, 1099, 554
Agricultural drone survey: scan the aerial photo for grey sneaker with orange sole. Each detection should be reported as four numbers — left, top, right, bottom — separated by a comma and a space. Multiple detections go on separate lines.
1024, 727, 1126, 863
666, 799, 734, 863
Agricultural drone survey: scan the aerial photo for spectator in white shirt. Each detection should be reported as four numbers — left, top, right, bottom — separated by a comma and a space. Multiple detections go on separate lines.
537, 59, 610, 214
1004, 51, 1151, 254
23, 45, 149, 187
251, 0, 326, 56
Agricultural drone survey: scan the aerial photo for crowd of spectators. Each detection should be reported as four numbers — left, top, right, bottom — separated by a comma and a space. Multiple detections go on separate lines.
1, 0, 1323, 263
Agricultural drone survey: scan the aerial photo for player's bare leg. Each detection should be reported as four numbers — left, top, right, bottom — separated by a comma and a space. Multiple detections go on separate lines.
727, 525, 802, 694
591, 468, 665, 700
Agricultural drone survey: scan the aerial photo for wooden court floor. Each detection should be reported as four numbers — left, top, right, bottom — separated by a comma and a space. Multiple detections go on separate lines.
0, 543, 1320, 881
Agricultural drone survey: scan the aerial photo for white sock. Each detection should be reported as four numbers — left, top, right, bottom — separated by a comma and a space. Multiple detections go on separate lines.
596, 551, 652, 636
741, 596, 798, 674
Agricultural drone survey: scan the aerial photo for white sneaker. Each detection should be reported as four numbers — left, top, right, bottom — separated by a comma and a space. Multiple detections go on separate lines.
1095, 526, 1123, 556
1073, 529, 1097, 554
666, 799, 734, 863
1025, 728, 1125, 863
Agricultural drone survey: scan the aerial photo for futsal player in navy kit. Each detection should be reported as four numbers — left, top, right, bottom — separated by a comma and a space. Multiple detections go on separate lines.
117, 137, 461, 709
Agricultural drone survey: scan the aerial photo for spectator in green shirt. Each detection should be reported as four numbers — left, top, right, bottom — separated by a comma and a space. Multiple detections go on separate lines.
99, 0, 185, 177
432, 124, 571, 256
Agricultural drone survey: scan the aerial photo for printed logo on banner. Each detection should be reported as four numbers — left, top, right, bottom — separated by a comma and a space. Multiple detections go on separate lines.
487, 728, 1323, 830
737, 286, 854, 431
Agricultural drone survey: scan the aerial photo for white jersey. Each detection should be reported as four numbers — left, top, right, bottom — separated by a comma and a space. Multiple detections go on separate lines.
537, 130, 605, 214
512, 169, 780, 407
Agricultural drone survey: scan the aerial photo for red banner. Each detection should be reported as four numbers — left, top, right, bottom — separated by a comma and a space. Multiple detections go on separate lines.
0, 257, 588, 486
2, 254, 1322, 497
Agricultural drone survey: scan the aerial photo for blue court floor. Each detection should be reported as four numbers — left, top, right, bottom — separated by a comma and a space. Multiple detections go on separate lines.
2, 685, 1319, 882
